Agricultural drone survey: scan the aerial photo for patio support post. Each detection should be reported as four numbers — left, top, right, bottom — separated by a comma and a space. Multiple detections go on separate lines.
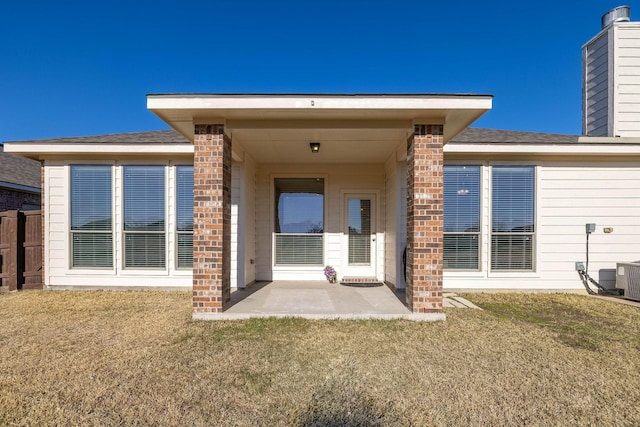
406, 124, 444, 313
192, 124, 232, 315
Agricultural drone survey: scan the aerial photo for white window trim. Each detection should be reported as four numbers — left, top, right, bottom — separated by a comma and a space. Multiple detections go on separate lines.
486, 162, 540, 278
339, 189, 381, 279
65, 161, 117, 275
173, 163, 194, 275
270, 174, 329, 270
119, 162, 169, 274
65, 161, 195, 278
442, 163, 483, 272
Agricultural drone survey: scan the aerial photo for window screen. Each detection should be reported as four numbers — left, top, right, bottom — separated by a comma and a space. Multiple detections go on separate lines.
443, 165, 480, 270
123, 166, 165, 268
70, 165, 113, 268
491, 166, 535, 271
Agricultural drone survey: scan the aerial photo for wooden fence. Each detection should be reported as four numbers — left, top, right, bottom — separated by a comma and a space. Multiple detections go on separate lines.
0, 210, 42, 292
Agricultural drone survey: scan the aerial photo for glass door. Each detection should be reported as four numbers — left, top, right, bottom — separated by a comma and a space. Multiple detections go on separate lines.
344, 194, 376, 277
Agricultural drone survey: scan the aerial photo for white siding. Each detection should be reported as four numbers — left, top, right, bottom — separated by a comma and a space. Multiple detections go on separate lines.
444, 161, 640, 290
584, 22, 640, 137
243, 154, 257, 286
613, 24, 640, 136
398, 164, 407, 288
45, 161, 66, 282
231, 161, 241, 287
255, 167, 271, 280
384, 155, 396, 285
583, 30, 610, 136
384, 155, 407, 289
254, 164, 385, 281
230, 155, 257, 288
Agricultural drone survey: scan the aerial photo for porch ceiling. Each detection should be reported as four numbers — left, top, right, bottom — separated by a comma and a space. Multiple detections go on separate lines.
147, 94, 493, 164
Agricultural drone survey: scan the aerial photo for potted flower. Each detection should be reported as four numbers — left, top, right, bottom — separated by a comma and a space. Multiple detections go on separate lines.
324, 265, 337, 284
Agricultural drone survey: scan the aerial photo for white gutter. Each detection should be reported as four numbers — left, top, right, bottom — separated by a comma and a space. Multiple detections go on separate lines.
4, 143, 194, 158
444, 143, 640, 155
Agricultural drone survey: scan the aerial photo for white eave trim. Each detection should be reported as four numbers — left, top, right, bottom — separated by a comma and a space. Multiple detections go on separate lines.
4, 143, 194, 158
445, 143, 640, 156
147, 94, 493, 111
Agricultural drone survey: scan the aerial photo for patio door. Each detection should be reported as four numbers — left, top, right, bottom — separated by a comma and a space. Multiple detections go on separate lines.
343, 194, 376, 277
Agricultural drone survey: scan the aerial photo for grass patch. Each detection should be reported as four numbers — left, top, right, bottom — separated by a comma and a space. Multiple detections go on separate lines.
1, 291, 640, 426
465, 293, 637, 351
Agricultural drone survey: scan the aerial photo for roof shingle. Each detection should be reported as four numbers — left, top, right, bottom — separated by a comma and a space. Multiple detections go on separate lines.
0, 147, 41, 189
4, 129, 189, 145
451, 128, 579, 144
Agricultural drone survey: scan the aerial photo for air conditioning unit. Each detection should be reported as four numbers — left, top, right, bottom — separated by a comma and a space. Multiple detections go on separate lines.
615, 262, 640, 301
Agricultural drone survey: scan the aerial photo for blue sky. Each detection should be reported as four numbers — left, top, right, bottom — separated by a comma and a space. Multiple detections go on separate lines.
1, 1, 636, 142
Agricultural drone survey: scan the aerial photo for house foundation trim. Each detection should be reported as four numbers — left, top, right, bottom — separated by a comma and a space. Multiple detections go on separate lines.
192, 124, 232, 314
406, 124, 444, 313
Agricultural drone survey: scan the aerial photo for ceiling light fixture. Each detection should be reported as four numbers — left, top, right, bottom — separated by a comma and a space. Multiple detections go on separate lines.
310, 142, 320, 153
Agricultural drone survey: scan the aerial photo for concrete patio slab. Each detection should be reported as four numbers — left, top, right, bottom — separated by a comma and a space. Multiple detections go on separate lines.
192, 281, 448, 321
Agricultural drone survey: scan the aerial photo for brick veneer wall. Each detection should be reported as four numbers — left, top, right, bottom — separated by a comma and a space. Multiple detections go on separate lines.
0, 188, 40, 212
406, 124, 444, 313
192, 124, 232, 313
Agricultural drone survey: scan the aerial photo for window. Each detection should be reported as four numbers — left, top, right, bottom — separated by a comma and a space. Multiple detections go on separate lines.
348, 198, 371, 265
123, 166, 165, 268
274, 178, 324, 265
176, 166, 194, 269
443, 165, 481, 270
491, 166, 535, 271
70, 165, 113, 268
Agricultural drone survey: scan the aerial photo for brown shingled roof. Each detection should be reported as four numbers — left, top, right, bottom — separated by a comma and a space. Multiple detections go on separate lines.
0, 147, 41, 189
4, 129, 189, 145
451, 128, 579, 144
1, 127, 580, 191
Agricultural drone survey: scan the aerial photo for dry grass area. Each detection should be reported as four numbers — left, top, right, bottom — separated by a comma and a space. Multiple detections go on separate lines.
1, 291, 639, 426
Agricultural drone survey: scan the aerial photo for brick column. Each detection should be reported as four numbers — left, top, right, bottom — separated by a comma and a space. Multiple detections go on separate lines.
193, 124, 232, 314
406, 124, 444, 313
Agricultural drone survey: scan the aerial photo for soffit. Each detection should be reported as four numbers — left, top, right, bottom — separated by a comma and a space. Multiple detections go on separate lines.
148, 94, 492, 164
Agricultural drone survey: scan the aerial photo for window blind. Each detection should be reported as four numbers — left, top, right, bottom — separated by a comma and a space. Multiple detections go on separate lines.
275, 234, 323, 265
443, 165, 480, 270
70, 165, 113, 268
176, 166, 193, 268
491, 166, 535, 270
348, 199, 371, 265
123, 166, 165, 268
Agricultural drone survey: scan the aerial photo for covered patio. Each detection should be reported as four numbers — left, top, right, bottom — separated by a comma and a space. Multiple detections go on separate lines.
147, 94, 492, 319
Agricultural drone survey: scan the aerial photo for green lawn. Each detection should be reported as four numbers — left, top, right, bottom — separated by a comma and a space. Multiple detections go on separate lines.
1, 291, 639, 426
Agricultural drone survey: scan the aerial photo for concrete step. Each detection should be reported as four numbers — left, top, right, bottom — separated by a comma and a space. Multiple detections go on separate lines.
340, 277, 383, 287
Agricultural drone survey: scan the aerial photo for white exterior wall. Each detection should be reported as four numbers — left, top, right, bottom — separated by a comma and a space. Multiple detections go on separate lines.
231, 161, 241, 288
584, 22, 640, 137
243, 154, 257, 286
583, 30, 610, 136
44, 160, 192, 289
383, 155, 407, 288
254, 164, 385, 281
443, 160, 640, 290
613, 24, 640, 136
384, 155, 397, 286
